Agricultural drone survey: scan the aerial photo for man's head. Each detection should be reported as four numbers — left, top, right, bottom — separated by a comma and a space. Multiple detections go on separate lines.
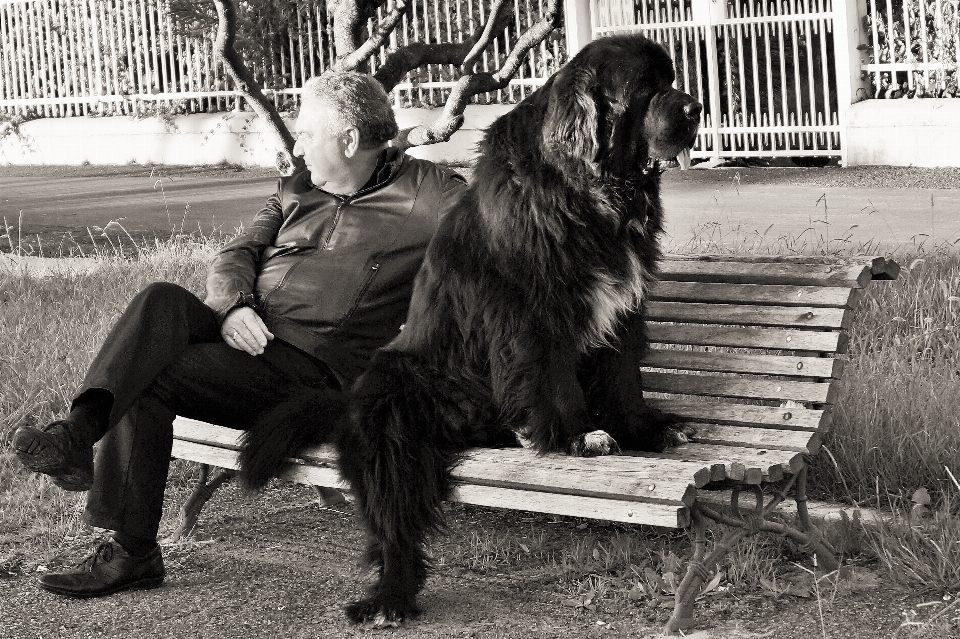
293, 72, 399, 193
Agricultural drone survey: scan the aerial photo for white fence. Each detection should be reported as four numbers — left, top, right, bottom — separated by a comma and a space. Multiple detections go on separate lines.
1, 0, 958, 160
0, 0, 564, 117
593, 0, 848, 159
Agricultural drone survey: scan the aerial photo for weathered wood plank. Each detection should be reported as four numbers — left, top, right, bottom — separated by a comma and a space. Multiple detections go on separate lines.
686, 423, 821, 453
644, 399, 829, 432
661, 255, 900, 286
646, 323, 846, 353
659, 261, 871, 288
646, 301, 850, 330
642, 371, 835, 404
451, 449, 699, 506
641, 348, 842, 379
284, 465, 690, 528
173, 417, 242, 448
170, 439, 690, 528
647, 443, 806, 484
649, 281, 861, 309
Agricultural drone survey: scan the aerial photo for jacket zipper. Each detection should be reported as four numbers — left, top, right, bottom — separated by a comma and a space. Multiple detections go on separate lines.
320, 200, 346, 250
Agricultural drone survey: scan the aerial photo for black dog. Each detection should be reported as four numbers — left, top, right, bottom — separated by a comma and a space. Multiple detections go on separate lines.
335, 34, 702, 626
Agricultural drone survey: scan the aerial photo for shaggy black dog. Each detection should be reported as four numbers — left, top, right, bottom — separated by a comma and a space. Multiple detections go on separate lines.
335, 34, 702, 626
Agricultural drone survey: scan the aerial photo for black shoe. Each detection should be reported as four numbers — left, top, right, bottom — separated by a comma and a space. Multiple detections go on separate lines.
13, 420, 94, 491
39, 540, 164, 598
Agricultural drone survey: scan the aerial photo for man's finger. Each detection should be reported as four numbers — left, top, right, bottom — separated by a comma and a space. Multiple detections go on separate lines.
241, 316, 270, 350
234, 325, 265, 355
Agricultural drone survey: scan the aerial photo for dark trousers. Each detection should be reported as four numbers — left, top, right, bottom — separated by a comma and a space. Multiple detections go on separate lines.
79, 282, 339, 539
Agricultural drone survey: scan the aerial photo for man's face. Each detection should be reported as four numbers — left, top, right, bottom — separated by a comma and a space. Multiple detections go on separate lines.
292, 99, 348, 189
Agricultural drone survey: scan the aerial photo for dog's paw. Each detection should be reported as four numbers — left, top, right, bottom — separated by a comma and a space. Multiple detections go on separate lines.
569, 430, 622, 457
345, 598, 415, 628
663, 422, 697, 447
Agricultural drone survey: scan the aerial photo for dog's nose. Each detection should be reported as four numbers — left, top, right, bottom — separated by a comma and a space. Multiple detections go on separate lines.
684, 102, 703, 121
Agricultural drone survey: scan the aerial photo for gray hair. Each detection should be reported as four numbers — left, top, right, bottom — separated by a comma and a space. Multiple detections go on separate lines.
301, 72, 399, 148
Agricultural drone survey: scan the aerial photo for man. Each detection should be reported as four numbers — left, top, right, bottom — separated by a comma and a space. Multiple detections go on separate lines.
13, 71, 468, 598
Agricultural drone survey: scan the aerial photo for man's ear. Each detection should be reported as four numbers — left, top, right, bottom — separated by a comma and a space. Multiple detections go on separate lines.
342, 127, 362, 158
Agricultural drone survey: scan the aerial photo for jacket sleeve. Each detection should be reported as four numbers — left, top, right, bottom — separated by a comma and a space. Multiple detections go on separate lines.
204, 178, 285, 323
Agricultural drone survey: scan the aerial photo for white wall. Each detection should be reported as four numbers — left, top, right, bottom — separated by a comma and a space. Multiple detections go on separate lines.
0, 106, 513, 167
845, 99, 960, 168
4, 100, 960, 168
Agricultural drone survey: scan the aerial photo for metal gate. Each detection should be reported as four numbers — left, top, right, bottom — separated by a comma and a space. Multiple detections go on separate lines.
591, 0, 842, 160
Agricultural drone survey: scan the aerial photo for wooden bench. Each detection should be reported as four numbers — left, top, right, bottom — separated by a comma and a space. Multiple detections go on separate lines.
169, 253, 900, 635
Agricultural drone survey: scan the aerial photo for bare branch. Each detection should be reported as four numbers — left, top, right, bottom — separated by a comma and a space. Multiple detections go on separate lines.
333, 0, 411, 72
460, 0, 511, 71
372, 0, 514, 91
398, 0, 562, 147
211, 0, 302, 174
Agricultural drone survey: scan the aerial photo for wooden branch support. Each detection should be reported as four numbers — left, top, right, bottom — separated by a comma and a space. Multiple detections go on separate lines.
664, 467, 839, 635
166, 464, 236, 543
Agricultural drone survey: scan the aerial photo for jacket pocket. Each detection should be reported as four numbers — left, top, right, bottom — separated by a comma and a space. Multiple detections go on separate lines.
339, 263, 381, 325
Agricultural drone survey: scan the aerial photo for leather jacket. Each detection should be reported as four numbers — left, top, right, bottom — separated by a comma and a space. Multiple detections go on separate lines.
205, 148, 468, 387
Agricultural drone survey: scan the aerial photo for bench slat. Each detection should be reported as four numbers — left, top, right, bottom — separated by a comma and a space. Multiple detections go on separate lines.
649, 281, 861, 308
642, 348, 842, 379
688, 423, 820, 453
643, 371, 834, 404
171, 438, 690, 528
645, 399, 828, 432
173, 420, 702, 506
651, 443, 806, 484
451, 449, 699, 506
647, 323, 845, 353
661, 255, 899, 287
646, 301, 850, 330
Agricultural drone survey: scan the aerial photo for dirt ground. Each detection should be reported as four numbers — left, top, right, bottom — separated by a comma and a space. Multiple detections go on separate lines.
0, 474, 952, 639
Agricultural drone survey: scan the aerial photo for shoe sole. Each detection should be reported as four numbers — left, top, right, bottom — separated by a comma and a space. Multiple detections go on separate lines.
38, 575, 164, 598
13, 428, 93, 492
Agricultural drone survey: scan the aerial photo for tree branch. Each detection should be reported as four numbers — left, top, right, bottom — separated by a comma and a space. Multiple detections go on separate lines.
333, 0, 411, 72
395, 0, 562, 148
212, 0, 302, 174
372, 0, 513, 91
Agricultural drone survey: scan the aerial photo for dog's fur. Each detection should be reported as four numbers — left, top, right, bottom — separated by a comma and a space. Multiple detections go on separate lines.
332, 34, 702, 625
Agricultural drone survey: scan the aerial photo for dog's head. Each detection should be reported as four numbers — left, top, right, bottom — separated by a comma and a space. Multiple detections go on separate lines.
541, 35, 702, 180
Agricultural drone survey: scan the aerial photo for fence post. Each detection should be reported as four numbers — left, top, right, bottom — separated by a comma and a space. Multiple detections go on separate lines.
832, 0, 870, 166
564, 0, 593, 56
692, 0, 724, 161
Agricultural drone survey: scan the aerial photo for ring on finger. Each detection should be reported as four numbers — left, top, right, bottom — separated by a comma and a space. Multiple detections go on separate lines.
233, 330, 239, 341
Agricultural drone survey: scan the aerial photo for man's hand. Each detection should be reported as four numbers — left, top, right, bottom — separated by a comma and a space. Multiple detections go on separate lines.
222, 306, 274, 356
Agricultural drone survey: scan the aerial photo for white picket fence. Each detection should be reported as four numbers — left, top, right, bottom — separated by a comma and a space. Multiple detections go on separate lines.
0, 0, 563, 117
593, 0, 848, 158
1, 0, 957, 159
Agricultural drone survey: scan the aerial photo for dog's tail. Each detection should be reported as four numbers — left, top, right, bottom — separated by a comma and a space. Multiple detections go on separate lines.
336, 349, 472, 618
238, 386, 348, 492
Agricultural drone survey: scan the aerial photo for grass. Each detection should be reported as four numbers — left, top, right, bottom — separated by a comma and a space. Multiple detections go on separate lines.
3, 216, 960, 636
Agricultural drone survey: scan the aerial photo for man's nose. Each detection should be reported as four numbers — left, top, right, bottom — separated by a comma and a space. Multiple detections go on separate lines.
292, 139, 303, 157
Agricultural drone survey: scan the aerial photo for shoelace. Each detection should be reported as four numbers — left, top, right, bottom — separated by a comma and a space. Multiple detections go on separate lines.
76, 542, 115, 572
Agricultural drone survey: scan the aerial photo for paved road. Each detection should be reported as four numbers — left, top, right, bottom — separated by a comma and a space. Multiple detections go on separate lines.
3, 166, 960, 255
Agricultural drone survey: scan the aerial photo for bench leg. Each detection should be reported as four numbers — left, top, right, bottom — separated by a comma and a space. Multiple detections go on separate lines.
166, 463, 236, 543
664, 468, 839, 635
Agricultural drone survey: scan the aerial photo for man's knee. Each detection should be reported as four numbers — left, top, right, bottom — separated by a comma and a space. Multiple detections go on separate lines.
124, 282, 203, 319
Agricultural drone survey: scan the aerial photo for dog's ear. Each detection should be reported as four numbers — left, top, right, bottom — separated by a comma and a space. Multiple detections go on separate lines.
541, 64, 600, 178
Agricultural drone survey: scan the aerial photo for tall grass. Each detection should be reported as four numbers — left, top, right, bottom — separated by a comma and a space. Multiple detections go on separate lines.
4, 218, 960, 601
811, 251, 960, 508
0, 237, 215, 552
